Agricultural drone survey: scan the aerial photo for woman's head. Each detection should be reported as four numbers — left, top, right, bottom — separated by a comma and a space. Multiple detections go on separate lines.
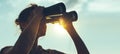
15, 4, 46, 36
15, 4, 38, 31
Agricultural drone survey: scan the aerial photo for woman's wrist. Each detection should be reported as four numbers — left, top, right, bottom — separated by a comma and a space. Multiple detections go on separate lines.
64, 23, 89, 54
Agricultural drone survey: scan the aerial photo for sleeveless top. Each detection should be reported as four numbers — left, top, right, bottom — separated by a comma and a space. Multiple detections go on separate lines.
0, 46, 65, 54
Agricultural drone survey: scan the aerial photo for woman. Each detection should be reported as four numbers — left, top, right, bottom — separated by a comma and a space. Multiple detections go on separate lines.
0, 4, 89, 54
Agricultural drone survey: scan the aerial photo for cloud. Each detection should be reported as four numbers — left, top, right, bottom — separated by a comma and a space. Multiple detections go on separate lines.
0, 3, 1, 7
91, 0, 120, 2
87, 2, 120, 12
65, 0, 80, 8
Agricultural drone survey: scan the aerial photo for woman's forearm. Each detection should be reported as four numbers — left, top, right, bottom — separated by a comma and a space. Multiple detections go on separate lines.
9, 7, 43, 54
65, 23, 89, 54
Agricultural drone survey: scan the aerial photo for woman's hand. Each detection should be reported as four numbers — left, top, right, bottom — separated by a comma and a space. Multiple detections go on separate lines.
37, 16, 46, 38
33, 6, 47, 38
30, 6, 47, 38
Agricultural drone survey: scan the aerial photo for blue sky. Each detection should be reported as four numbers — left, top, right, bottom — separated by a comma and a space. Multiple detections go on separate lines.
0, 0, 120, 54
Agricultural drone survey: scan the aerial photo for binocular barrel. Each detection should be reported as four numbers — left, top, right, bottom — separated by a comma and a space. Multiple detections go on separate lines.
44, 2, 66, 16
42, 2, 78, 23
46, 11, 78, 23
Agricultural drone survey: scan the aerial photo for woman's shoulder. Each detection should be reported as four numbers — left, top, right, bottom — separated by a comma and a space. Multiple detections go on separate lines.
36, 45, 65, 54
46, 49, 65, 54
0, 46, 13, 54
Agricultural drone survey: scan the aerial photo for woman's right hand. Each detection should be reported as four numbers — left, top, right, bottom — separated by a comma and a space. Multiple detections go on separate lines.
32, 6, 47, 38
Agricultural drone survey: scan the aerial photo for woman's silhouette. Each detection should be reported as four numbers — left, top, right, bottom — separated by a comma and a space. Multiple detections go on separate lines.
0, 4, 89, 54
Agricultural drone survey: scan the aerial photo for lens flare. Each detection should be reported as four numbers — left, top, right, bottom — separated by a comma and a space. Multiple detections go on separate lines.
52, 17, 67, 35
54, 23, 66, 34
58, 18, 67, 28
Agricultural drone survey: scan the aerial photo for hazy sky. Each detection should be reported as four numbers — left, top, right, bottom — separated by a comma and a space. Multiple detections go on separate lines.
0, 0, 120, 54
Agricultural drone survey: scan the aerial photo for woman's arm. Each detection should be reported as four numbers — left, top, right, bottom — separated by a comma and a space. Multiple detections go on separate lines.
64, 22, 89, 54
7, 7, 44, 54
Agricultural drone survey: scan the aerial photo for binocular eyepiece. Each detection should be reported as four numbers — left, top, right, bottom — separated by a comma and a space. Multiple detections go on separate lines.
43, 2, 78, 23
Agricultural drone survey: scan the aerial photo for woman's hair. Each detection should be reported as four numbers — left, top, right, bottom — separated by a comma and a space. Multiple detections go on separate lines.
16, 4, 38, 23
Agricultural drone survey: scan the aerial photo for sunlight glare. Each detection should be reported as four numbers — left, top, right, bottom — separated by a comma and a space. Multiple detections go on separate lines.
54, 23, 66, 34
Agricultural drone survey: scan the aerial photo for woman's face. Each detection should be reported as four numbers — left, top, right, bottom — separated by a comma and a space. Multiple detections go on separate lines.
18, 6, 46, 37
19, 16, 47, 37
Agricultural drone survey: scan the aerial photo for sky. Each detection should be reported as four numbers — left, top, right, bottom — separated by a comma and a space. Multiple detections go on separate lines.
0, 0, 120, 54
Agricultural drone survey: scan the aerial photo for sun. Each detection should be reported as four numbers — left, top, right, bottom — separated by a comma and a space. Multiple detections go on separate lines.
53, 23, 66, 34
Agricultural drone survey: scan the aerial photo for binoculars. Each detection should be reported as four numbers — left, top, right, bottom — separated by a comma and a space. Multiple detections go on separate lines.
43, 2, 78, 23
